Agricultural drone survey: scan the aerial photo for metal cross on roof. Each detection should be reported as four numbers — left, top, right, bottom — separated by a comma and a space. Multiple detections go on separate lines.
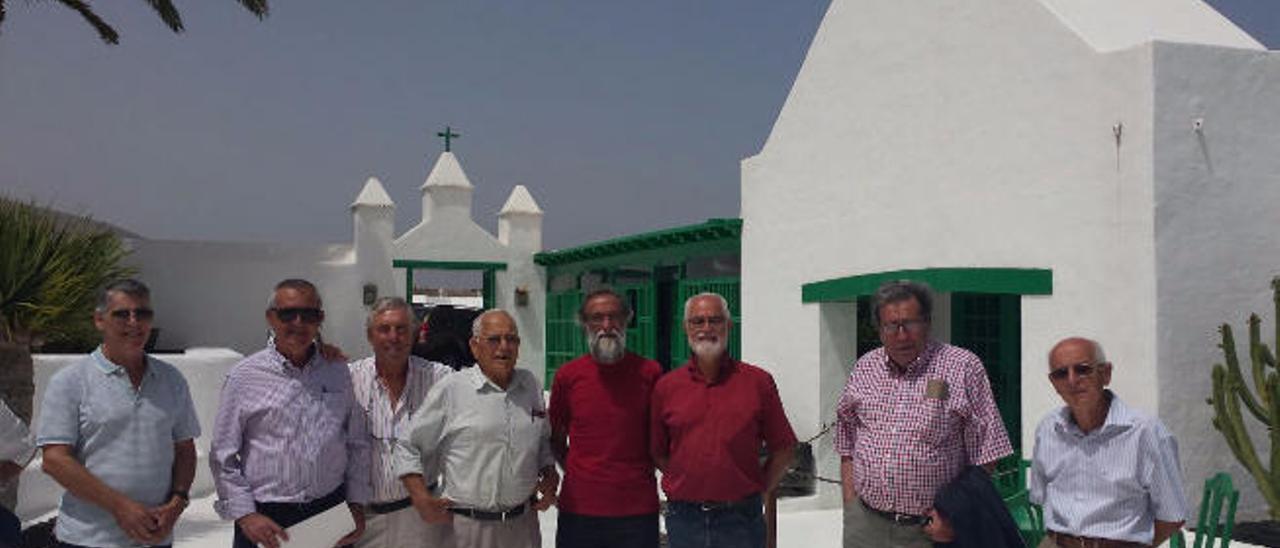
436, 126, 460, 152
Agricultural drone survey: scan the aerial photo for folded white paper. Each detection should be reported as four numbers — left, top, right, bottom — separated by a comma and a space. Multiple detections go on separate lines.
280, 503, 356, 547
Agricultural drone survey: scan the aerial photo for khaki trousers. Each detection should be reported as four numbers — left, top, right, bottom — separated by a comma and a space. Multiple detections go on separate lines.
356, 505, 455, 548
451, 509, 540, 548
841, 502, 932, 548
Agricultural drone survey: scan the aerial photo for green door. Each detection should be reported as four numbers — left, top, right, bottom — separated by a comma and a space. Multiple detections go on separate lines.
950, 293, 1023, 495
614, 283, 656, 361
544, 289, 585, 388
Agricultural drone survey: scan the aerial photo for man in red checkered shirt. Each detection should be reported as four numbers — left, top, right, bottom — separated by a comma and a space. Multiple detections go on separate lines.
834, 281, 1012, 548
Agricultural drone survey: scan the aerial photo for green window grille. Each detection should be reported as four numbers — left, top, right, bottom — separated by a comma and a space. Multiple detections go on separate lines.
544, 289, 585, 388
614, 283, 657, 362
950, 292, 1023, 496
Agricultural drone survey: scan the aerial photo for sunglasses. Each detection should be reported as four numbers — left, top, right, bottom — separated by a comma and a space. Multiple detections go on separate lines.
271, 307, 324, 324
1049, 362, 1104, 381
108, 308, 155, 321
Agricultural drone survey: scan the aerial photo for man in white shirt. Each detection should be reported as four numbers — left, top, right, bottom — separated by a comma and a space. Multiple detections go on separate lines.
395, 309, 558, 548
1030, 337, 1187, 548
349, 297, 453, 548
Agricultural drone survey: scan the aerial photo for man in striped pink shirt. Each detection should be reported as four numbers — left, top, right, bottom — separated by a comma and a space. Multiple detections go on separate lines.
834, 281, 1011, 548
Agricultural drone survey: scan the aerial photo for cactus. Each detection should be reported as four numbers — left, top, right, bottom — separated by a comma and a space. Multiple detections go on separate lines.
1210, 276, 1280, 520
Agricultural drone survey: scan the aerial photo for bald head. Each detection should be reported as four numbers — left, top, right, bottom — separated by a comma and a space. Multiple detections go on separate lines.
1048, 337, 1106, 370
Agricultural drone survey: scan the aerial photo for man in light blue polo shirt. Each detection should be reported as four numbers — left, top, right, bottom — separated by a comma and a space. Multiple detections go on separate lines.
37, 279, 200, 548
1030, 337, 1187, 548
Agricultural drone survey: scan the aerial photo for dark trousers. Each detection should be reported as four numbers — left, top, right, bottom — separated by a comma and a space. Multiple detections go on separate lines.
665, 494, 765, 548
59, 544, 169, 548
232, 487, 347, 548
0, 506, 19, 548
555, 511, 660, 548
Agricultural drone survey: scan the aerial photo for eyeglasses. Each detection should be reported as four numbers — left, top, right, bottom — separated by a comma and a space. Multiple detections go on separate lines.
478, 334, 520, 347
1049, 362, 1105, 381
108, 308, 154, 322
686, 316, 727, 328
271, 307, 324, 324
584, 312, 627, 326
878, 319, 928, 335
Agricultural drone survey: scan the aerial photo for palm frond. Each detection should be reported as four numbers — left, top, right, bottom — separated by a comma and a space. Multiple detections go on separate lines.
141, 0, 184, 33
237, 0, 269, 19
56, 0, 120, 44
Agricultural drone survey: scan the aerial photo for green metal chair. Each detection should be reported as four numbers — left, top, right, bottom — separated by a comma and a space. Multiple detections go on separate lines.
998, 458, 1045, 547
1004, 487, 1045, 547
1171, 472, 1240, 548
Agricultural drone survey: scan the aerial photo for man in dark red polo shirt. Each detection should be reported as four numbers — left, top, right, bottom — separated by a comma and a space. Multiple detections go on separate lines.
548, 288, 663, 548
650, 292, 797, 548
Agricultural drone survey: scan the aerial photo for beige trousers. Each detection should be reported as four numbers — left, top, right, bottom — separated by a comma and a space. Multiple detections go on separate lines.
356, 505, 455, 548
841, 502, 932, 548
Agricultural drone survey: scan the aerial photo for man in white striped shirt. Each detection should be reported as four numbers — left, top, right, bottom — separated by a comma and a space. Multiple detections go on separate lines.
1030, 337, 1187, 548
349, 297, 454, 548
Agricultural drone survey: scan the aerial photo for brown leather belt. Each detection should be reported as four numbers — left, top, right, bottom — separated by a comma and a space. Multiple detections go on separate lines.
1047, 531, 1146, 548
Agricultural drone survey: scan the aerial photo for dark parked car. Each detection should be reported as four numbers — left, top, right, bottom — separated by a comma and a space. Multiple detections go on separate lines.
412, 304, 483, 371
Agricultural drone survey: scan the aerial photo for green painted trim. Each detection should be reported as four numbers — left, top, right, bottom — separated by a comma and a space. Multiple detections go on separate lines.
392, 259, 507, 271
534, 218, 741, 275
801, 268, 1052, 303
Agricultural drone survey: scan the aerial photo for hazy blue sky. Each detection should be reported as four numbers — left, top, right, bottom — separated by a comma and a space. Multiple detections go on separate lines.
1, 1, 1276, 250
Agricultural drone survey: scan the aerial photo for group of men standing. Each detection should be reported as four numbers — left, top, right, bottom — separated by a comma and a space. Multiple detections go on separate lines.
8, 276, 1191, 548
19, 279, 795, 548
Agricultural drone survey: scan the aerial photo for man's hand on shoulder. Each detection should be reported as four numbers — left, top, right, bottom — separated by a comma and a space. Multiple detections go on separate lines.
112, 497, 163, 545
319, 342, 348, 362
237, 512, 289, 548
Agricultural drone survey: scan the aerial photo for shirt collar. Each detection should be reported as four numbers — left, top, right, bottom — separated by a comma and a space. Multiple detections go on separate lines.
880, 340, 940, 376
90, 346, 154, 379
266, 341, 321, 372
1055, 390, 1134, 437
683, 354, 737, 385
465, 364, 525, 392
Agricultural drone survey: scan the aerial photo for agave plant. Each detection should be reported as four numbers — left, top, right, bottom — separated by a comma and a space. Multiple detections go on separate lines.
0, 0, 268, 45
0, 197, 135, 419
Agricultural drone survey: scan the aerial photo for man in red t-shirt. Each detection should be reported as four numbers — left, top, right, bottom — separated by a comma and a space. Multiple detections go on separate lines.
650, 292, 797, 548
548, 288, 663, 548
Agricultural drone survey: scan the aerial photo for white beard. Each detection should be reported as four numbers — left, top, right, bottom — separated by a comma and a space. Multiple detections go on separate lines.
689, 337, 726, 360
589, 329, 627, 364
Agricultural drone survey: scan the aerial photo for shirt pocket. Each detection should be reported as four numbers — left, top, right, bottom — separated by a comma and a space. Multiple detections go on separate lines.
911, 396, 955, 447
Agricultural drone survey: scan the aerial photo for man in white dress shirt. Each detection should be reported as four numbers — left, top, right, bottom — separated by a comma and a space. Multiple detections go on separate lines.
1030, 337, 1187, 548
395, 309, 558, 548
349, 297, 453, 548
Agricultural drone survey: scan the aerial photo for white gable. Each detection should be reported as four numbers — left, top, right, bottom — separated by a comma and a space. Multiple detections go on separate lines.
1037, 0, 1264, 52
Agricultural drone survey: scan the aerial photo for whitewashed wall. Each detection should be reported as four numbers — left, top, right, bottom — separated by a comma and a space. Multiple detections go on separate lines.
1151, 42, 1280, 520
746, 0, 1279, 515
126, 239, 369, 358
18, 349, 242, 522
394, 200, 546, 386
742, 0, 1160, 509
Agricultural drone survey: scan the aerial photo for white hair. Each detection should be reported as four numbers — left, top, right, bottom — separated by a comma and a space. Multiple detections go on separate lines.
683, 292, 730, 319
